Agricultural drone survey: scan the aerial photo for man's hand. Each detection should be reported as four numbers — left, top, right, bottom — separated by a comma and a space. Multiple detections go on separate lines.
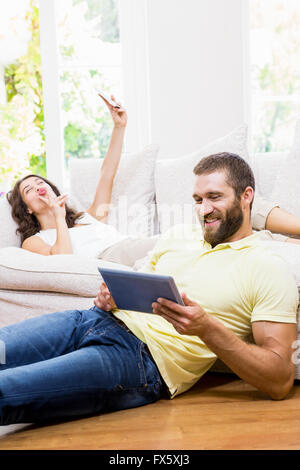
94, 281, 117, 311
152, 292, 208, 335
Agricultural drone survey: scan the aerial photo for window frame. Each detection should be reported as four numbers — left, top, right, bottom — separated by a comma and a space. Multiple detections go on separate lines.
38, 0, 152, 189
245, 0, 300, 157
38, 0, 65, 190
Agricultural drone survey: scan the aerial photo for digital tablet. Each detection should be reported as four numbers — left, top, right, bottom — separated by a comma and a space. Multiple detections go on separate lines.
98, 267, 184, 313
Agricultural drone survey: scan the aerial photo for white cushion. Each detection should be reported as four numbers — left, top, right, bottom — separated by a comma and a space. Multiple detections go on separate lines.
251, 152, 287, 200
154, 125, 249, 233
0, 247, 131, 296
0, 197, 20, 249
69, 144, 159, 237
0, 291, 94, 328
269, 118, 300, 217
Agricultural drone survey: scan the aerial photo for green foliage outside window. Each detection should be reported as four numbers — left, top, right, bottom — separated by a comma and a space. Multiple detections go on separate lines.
0, 0, 45, 186
0, 0, 120, 187
250, 0, 300, 153
73, 0, 120, 43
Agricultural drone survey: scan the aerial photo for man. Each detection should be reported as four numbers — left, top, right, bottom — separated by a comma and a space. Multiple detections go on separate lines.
0, 152, 298, 425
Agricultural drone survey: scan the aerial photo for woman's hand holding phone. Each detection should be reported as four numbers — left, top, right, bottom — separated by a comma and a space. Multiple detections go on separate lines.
98, 91, 127, 128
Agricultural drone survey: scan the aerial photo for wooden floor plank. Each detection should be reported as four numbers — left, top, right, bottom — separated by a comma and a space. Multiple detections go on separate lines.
0, 374, 299, 450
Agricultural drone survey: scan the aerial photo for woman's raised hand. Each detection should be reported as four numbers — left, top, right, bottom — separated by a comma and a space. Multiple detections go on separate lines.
98, 93, 127, 128
38, 190, 68, 220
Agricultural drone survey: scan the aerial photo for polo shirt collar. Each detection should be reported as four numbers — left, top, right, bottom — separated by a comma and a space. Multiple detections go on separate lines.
202, 232, 260, 251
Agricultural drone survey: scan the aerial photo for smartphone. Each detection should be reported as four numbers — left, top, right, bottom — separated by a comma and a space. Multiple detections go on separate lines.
97, 90, 121, 108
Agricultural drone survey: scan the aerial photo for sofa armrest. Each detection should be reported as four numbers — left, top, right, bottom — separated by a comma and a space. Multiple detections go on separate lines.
0, 247, 131, 297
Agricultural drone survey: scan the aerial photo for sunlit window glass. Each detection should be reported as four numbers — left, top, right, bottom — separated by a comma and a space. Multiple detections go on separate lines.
55, 0, 123, 170
249, 0, 300, 154
0, 0, 44, 190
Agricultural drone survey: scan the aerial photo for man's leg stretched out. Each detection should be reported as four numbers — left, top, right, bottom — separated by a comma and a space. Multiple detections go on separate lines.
0, 307, 164, 425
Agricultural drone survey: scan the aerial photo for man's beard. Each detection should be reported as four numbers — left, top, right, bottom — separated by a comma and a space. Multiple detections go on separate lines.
200, 198, 244, 248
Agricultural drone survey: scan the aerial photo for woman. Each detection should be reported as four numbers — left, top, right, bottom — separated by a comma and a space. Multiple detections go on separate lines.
7, 94, 157, 266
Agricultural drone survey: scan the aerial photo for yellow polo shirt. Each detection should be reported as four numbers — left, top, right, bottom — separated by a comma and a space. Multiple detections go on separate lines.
113, 224, 299, 398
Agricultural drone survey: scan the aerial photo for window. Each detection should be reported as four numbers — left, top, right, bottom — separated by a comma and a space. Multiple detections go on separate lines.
249, 0, 300, 154
55, 0, 123, 169
0, 0, 122, 191
0, 0, 44, 191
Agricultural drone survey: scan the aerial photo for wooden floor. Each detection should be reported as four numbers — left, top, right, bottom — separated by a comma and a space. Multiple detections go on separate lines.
0, 373, 300, 451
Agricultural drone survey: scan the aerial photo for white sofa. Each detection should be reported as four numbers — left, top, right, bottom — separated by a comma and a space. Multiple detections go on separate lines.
1, 124, 300, 378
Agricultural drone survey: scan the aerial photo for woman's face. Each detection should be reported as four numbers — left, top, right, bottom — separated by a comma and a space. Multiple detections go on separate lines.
19, 176, 55, 214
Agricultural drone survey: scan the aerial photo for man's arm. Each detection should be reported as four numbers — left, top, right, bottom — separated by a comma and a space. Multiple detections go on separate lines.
152, 293, 297, 400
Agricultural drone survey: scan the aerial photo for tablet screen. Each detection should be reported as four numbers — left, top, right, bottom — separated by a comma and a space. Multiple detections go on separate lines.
98, 267, 184, 313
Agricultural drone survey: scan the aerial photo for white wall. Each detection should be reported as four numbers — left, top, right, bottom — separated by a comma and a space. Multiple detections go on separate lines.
120, 0, 246, 158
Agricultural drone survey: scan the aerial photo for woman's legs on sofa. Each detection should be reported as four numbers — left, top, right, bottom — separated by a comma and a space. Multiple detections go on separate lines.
251, 197, 300, 244
265, 207, 300, 243
0, 307, 164, 425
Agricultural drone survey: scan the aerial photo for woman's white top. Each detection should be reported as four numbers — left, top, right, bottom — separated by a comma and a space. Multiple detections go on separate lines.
34, 212, 127, 258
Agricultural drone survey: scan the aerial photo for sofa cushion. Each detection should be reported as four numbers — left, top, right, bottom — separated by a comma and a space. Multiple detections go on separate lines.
251, 152, 287, 201
0, 290, 94, 328
154, 125, 249, 233
69, 144, 159, 237
269, 118, 300, 217
0, 247, 132, 297
0, 197, 20, 249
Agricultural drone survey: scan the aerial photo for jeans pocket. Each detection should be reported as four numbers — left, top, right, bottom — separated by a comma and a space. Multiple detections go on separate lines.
137, 341, 162, 392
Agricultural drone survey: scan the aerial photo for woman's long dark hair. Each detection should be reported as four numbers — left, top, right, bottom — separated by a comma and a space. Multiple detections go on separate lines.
7, 174, 84, 244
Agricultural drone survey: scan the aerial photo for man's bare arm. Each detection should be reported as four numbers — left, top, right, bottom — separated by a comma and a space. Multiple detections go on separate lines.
195, 316, 296, 400
152, 293, 296, 400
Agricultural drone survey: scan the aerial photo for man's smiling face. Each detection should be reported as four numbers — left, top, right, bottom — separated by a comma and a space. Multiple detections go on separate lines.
193, 170, 244, 247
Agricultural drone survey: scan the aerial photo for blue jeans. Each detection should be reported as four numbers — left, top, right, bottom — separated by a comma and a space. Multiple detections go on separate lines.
0, 307, 164, 425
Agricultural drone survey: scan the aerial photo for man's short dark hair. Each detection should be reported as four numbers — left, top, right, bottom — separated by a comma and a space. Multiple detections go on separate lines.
193, 152, 255, 210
